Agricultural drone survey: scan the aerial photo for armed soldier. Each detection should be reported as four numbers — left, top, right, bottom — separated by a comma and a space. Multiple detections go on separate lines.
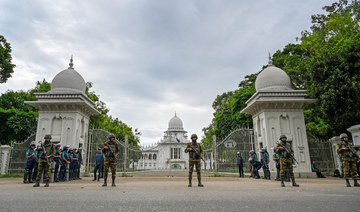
102, 134, 120, 187
275, 135, 299, 187
23, 143, 37, 183
33, 135, 55, 187
337, 133, 360, 187
185, 134, 204, 187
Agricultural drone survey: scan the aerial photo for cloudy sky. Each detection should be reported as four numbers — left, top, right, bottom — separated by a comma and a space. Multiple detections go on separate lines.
0, 0, 333, 146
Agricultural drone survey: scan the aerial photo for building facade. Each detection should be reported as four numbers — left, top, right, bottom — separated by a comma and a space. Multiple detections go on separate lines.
137, 114, 190, 170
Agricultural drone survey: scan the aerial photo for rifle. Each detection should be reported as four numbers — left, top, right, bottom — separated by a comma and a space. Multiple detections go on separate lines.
189, 145, 206, 164
277, 142, 299, 165
347, 144, 359, 158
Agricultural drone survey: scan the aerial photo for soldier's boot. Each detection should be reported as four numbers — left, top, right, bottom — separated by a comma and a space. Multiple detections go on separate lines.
188, 177, 192, 187
102, 177, 107, 187
291, 177, 299, 187
28, 170, 33, 183
97, 173, 100, 182
33, 181, 40, 187
23, 170, 29, 183
346, 179, 351, 187
354, 180, 360, 187
197, 175, 203, 187
280, 176, 285, 187
44, 180, 49, 187
112, 176, 116, 187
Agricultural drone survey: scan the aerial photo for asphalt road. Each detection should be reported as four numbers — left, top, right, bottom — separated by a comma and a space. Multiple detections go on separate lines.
0, 173, 359, 212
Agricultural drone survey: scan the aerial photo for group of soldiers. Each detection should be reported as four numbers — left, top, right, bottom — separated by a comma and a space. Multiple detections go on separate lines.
24, 132, 359, 188
23, 135, 83, 187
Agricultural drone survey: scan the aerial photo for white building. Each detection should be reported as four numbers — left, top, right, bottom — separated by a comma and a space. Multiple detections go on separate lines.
241, 57, 316, 176
25, 57, 99, 169
137, 114, 190, 170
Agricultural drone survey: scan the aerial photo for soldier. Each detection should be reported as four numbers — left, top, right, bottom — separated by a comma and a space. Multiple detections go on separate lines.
23, 143, 37, 183
260, 148, 271, 180
33, 135, 55, 187
102, 134, 120, 187
275, 135, 299, 187
185, 134, 204, 187
336, 133, 360, 187
236, 152, 244, 178
53, 143, 62, 182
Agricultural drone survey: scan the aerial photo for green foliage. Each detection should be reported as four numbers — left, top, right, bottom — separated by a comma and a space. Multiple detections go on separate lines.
0, 35, 16, 83
273, 0, 360, 138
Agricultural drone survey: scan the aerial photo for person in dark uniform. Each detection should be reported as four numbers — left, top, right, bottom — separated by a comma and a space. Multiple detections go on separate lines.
24, 143, 37, 183
93, 148, 104, 181
59, 145, 70, 181
236, 152, 244, 178
273, 148, 280, 181
260, 148, 271, 180
53, 143, 62, 182
248, 150, 262, 179
185, 134, 204, 187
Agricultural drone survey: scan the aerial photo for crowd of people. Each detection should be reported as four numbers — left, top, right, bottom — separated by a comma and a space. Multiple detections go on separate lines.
23, 135, 84, 187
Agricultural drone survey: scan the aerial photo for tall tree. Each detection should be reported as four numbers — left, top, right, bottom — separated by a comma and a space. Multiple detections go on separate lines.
0, 35, 15, 83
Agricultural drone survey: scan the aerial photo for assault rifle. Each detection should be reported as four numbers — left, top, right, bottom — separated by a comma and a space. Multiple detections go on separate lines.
189, 146, 206, 164
277, 142, 299, 165
347, 144, 359, 158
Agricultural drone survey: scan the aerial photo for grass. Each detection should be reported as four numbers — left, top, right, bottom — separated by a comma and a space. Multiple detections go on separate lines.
0, 173, 22, 178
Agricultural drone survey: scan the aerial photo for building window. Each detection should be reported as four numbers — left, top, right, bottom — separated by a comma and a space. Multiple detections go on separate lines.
149, 154, 152, 160
153, 154, 157, 160
153, 163, 156, 167
145, 163, 147, 167
171, 148, 181, 159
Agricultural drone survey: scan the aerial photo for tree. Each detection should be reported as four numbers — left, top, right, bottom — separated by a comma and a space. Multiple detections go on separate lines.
273, 0, 360, 138
0, 35, 16, 83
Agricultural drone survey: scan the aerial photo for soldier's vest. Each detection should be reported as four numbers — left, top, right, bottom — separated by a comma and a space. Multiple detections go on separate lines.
187, 143, 201, 160
37, 143, 54, 160
103, 141, 118, 159
277, 142, 293, 159
337, 141, 355, 158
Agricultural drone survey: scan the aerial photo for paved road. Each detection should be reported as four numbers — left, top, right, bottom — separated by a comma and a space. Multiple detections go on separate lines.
0, 173, 359, 212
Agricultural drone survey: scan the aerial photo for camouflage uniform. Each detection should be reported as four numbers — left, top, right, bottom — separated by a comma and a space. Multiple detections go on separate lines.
185, 134, 203, 187
275, 135, 299, 187
337, 133, 360, 187
33, 135, 55, 187
102, 134, 120, 187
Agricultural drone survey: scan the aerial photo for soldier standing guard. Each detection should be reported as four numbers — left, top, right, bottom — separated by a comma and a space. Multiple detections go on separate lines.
337, 133, 360, 187
33, 135, 55, 187
102, 134, 120, 187
185, 134, 204, 187
275, 135, 299, 187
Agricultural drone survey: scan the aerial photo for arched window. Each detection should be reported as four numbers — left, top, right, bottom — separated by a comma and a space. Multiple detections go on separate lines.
144, 154, 148, 160
149, 154, 152, 160
153, 154, 157, 160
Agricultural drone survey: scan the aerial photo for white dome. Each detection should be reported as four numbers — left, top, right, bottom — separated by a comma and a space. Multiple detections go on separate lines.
168, 114, 184, 130
50, 59, 86, 93
255, 64, 292, 91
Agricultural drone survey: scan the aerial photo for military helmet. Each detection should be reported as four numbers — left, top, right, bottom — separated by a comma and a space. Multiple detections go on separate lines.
340, 133, 348, 139
108, 133, 115, 139
29, 143, 36, 147
237, 151, 240, 155
190, 134, 198, 139
249, 150, 255, 154
44, 134, 52, 139
279, 134, 287, 140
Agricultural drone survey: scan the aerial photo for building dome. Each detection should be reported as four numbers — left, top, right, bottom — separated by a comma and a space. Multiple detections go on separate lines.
50, 57, 86, 93
255, 58, 292, 91
168, 114, 184, 130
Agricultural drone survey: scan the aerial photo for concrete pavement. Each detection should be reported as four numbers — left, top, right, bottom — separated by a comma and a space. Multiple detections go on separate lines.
0, 171, 359, 212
